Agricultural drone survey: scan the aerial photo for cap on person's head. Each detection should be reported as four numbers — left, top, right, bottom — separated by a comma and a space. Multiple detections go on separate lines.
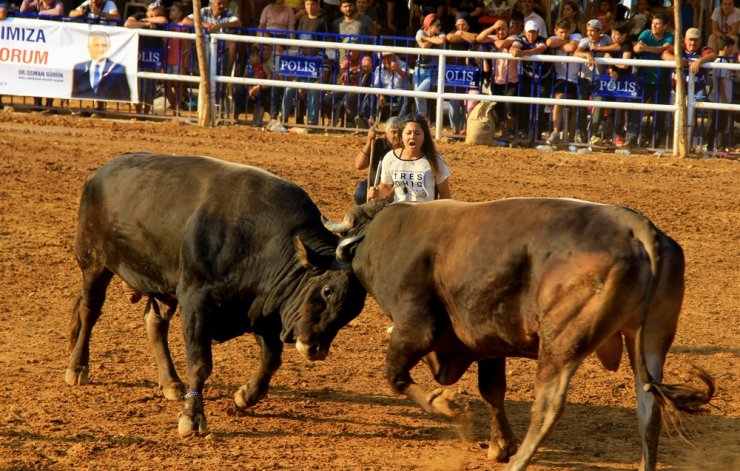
493, 19, 507, 31
385, 116, 403, 130
148, 0, 163, 10
586, 19, 603, 30
455, 12, 470, 25
524, 20, 539, 32
423, 13, 437, 29
686, 27, 701, 39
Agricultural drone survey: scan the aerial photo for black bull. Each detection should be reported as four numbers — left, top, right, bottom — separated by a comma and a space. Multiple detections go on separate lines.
324, 199, 714, 471
66, 153, 366, 435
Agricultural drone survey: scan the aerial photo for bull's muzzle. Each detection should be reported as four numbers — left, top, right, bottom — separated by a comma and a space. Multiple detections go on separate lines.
296, 340, 328, 361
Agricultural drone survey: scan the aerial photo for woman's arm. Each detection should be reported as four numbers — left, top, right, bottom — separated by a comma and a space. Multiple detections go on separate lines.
436, 179, 451, 199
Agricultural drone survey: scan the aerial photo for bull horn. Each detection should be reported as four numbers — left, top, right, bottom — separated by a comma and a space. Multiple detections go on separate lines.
321, 214, 351, 235
336, 234, 365, 263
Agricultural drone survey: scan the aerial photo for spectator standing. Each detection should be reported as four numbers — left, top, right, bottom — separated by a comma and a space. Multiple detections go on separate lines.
510, 19, 550, 143
356, 0, 378, 34
445, 0, 485, 32
557, 0, 583, 36
183, 0, 241, 75
125, 1, 167, 115
626, 13, 673, 148
21, 0, 65, 112
573, 18, 613, 144
369, 115, 451, 203
629, 0, 651, 42
258, 0, 295, 34
477, 19, 519, 138
281, 0, 328, 126
375, 0, 411, 36
333, 0, 372, 38
413, 13, 446, 122
353, 115, 404, 204
69, 0, 120, 21
708, 0, 740, 53
516, 0, 546, 37
662, 27, 716, 103
0, 2, 7, 21
445, 12, 479, 135
21, 0, 64, 17
605, 21, 634, 146
706, 35, 736, 152
163, 2, 191, 113
508, 9, 525, 36
545, 18, 581, 145
594, 0, 614, 33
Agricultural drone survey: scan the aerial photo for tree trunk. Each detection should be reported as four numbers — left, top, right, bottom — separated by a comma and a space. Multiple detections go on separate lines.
192, 0, 212, 127
674, 0, 686, 157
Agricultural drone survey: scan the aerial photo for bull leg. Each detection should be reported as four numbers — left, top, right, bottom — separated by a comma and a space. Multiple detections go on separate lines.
234, 332, 283, 409
143, 299, 185, 401
478, 358, 518, 462
177, 295, 212, 436
385, 320, 468, 418
66, 267, 114, 386
506, 359, 578, 471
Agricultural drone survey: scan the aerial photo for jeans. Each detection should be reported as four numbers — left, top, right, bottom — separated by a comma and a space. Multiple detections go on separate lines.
282, 86, 319, 125
448, 99, 466, 132
413, 65, 435, 116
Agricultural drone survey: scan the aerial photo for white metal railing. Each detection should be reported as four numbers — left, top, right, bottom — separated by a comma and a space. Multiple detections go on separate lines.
133, 28, 739, 154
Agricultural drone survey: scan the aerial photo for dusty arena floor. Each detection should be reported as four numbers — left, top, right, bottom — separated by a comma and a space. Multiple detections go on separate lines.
0, 112, 738, 470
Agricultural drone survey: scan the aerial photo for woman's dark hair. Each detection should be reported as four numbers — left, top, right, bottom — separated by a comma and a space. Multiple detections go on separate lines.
400, 114, 441, 178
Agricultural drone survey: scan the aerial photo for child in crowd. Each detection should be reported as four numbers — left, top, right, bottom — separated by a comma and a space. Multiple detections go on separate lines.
605, 21, 634, 146
707, 35, 736, 152
629, 0, 651, 41
594, 0, 614, 33
545, 19, 582, 145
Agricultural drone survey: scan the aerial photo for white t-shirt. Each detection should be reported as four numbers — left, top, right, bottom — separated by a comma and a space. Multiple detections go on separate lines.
379, 150, 450, 203
711, 7, 740, 35
551, 33, 582, 82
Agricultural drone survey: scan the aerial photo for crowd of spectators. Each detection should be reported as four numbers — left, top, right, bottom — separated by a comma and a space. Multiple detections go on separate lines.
1, 0, 738, 152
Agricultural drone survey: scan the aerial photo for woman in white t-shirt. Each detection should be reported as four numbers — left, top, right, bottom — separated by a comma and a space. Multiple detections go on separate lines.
369, 115, 451, 203
709, 0, 740, 51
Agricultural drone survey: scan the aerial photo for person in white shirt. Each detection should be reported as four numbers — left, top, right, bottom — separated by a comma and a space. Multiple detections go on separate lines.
368, 115, 451, 203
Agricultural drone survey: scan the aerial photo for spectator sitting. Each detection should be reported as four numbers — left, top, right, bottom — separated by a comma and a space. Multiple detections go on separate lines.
573, 18, 613, 145
321, 45, 372, 127
413, 13, 446, 122
357, 51, 409, 127
353, 115, 403, 204
477, 19, 519, 138
69, 0, 120, 21
545, 18, 581, 145
708, 0, 740, 53
125, 1, 167, 115
258, 0, 295, 35
234, 45, 274, 125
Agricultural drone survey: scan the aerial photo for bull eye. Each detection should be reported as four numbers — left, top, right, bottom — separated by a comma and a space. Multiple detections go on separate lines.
321, 285, 334, 301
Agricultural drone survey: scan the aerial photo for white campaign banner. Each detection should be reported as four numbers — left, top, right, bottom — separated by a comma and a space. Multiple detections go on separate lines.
0, 18, 138, 102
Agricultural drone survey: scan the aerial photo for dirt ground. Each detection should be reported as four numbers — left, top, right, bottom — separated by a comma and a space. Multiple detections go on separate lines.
0, 112, 738, 470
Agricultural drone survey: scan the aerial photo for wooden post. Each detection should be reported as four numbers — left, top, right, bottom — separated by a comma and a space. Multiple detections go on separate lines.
673, 1, 686, 157
191, 0, 213, 127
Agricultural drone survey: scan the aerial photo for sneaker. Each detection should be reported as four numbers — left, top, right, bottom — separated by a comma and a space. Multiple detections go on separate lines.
546, 130, 560, 145
575, 131, 586, 144
505, 128, 516, 139
615, 135, 625, 147
354, 116, 369, 129
589, 135, 601, 145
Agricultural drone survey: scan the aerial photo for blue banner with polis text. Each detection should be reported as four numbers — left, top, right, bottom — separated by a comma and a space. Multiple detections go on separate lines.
277, 54, 323, 79
592, 75, 644, 99
444, 65, 480, 88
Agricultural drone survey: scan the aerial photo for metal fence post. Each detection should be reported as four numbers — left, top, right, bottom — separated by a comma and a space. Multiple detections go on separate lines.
435, 54, 445, 140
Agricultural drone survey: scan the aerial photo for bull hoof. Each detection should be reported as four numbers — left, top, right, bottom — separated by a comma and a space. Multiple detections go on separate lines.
487, 439, 518, 462
64, 366, 89, 386
234, 384, 262, 410
177, 411, 207, 436
428, 388, 469, 418
162, 382, 186, 401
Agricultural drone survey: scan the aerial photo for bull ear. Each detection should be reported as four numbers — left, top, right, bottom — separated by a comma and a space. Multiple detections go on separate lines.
294, 236, 321, 268
336, 234, 365, 263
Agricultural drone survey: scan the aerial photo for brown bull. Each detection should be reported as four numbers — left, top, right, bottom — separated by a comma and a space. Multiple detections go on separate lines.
325, 198, 714, 470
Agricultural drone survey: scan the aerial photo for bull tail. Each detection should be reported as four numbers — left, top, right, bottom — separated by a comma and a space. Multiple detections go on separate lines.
629, 210, 715, 440
69, 293, 83, 353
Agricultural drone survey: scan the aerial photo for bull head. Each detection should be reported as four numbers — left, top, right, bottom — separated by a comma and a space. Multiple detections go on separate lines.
322, 200, 388, 262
